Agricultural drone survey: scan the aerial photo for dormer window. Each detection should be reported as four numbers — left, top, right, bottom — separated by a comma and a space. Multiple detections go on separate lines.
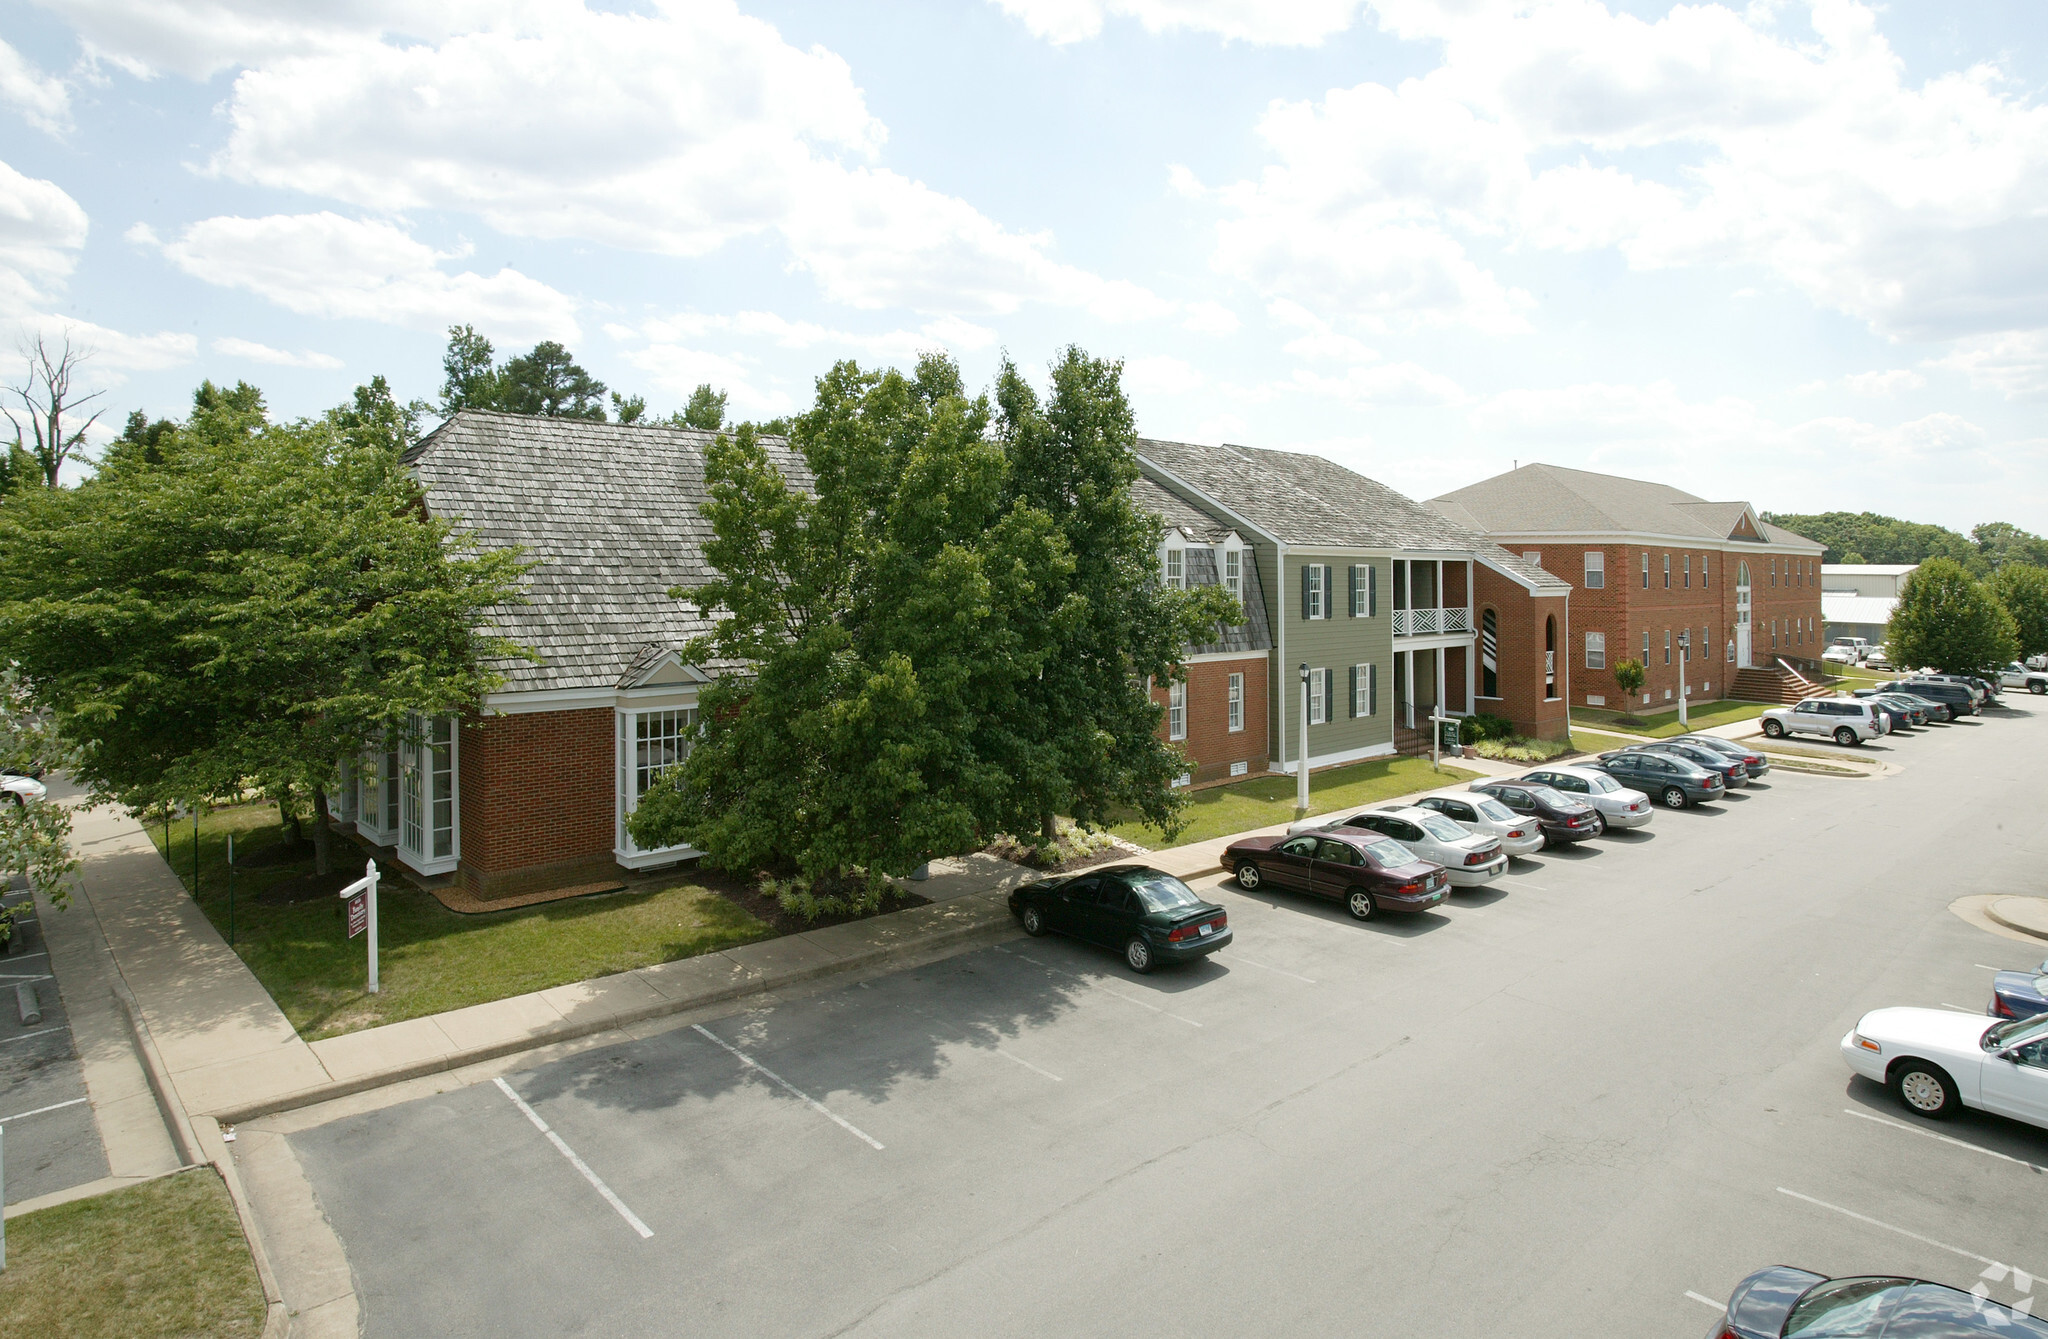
1164, 545, 1184, 589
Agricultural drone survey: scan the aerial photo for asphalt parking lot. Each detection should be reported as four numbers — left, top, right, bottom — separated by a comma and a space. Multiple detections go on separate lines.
280, 699, 2048, 1338
0, 878, 108, 1205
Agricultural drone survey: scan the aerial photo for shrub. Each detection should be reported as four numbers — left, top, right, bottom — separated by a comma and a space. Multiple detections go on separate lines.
764, 868, 891, 924
986, 820, 1119, 871
1463, 713, 1514, 742
1473, 735, 1570, 762
1613, 658, 1646, 701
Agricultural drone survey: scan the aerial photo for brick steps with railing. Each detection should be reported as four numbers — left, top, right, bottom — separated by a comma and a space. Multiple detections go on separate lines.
1730, 660, 1816, 704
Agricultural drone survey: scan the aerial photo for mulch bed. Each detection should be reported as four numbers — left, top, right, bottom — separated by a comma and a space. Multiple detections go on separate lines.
705, 868, 932, 937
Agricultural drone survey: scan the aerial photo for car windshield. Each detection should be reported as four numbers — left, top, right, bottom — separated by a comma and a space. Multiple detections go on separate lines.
1419, 816, 1469, 843
1783, 1278, 1911, 1335
1362, 838, 1416, 866
1986, 1012, 2048, 1049
1126, 874, 1204, 912
1476, 799, 1515, 822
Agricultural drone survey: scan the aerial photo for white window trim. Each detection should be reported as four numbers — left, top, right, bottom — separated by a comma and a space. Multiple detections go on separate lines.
1163, 543, 1184, 590
1309, 666, 1327, 724
1167, 679, 1187, 741
1305, 563, 1326, 620
1226, 672, 1244, 733
616, 700, 704, 868
1221, 545, 1240, 598
394, 713, 460, 877
355, 733, 403, 849
1583, 551, 1604, 589
1585, 631, 1606, 670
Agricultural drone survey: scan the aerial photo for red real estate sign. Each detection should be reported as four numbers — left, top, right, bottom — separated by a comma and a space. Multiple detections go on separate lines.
346, 892, 368, 939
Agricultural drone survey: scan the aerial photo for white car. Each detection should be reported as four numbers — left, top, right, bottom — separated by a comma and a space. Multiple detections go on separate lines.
1513, 765, 1653, 829
1760, 696, 1889, 745
1820, 645, 1857, 666
1412, 793, 1546, 858
1312, 805, 1509, 887
1842, 1007, 2048, 1129
1865, 644, 1892, 669
1, 771, 45, 805
1998, 661, 2048, 695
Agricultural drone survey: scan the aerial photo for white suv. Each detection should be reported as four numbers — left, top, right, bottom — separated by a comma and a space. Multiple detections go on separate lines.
1760, 697, 1889, 745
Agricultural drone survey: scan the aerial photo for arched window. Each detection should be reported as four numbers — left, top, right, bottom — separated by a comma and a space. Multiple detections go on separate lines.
1481, 608, 1499, 698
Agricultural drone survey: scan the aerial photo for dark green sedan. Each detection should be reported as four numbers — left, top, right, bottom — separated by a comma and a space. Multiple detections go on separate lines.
1007, 864, 1230, 974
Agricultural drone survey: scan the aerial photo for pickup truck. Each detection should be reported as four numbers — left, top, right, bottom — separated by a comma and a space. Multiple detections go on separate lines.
1999, 662, 2048, 695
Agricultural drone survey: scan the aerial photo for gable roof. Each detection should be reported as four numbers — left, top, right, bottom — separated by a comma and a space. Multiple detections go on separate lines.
1428, 463, 1822, 550
1130, 475, 1272, 655
407, 410, 811, 694
1135, 437, 1568, 594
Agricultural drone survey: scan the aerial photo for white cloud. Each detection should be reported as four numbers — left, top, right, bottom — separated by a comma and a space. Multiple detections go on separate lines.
618, 343, 791, 421
1840, 368, 1925, 397
192, 1, 1158, 321
1288, 360, 1466, 406
1122, 354, 1205, 397
990, 0, 1367, 45
210, 336, 344, 369
1179, 300, 1240, 335
1195, 0, 2048, 348
140, 212, 581, 343
0, 159, 89, 311
1931, 332, 2048, 401
615, 309, 999, 366
0, 38, 69, 132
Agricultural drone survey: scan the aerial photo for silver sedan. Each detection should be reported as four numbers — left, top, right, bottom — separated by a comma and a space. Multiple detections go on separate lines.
1515, 765, 1653, 831
1413, 793, 1546, 857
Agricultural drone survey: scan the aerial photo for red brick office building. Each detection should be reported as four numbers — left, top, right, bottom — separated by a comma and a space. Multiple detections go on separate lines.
1430, 465, 1826, 711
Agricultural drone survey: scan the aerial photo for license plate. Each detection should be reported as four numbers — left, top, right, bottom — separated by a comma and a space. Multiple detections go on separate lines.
1197, 923, 1213, 937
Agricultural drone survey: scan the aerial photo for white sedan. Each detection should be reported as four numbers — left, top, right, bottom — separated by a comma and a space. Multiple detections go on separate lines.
1413, 793, 1546, 857
1, 771, 45, 805
1310, 805, 1510, 887
1841, 1007, 2048, 1129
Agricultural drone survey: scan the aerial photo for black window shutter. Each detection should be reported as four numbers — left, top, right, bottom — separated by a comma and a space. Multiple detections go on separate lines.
1368, 564, 1378, 617
1348, 564, 1357, 618
1369, 663, 1378, 716
1348, 664, 1357, 718
1301, 565, 1311, 620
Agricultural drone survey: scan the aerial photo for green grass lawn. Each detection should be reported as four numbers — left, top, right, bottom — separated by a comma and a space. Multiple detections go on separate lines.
0, 1170, 267, 1338
151, 803, 773, 1040
1569, 698, 1776, 739
1110, 755, 1478, 850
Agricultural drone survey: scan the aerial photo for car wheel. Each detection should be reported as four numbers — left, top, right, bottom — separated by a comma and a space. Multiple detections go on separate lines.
1833, 726, 1858, 746
1235, 862, 1262, 891
1891, 1060, 1958, 1119
2032, 681, 2045, 695
1345, 888, 1378, 921
1020, 904, 1047, 937
1589, 813, 1607, 836
1944, 706, 1959, 722
1660, 786, 1687, 809
1124, 937, 1155, 974
1762, 718, 1785, 738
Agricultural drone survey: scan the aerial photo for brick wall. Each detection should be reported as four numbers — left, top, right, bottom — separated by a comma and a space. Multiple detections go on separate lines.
458, 707, 619, 896
1154, 656, 1270, 785
1471, 565, 1571, 740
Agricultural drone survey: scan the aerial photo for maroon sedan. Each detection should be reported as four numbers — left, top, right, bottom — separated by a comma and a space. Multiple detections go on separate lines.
1223, 829, 1450, 921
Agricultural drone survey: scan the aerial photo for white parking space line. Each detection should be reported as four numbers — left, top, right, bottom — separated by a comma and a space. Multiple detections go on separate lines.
0, 972, 52, 983
493, 1077, 653, 1239
1977, 965, 2014, 972
1843, 1108, 2048, 1173
994, 947, 1203, 1027
1938, 1003, 1981, 1013
1776, 1187, 2039, 1278
690, 1024, 886, 1150
991, 1048, 1062, 1082
0, 1026, 64, 1047
1229, 954, 1317, 984
1686, 1291, 1726, 1312
0, 1096, 88, 1123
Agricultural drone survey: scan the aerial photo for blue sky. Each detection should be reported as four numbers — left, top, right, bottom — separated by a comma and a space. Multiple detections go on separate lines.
2, 0, 2044, 532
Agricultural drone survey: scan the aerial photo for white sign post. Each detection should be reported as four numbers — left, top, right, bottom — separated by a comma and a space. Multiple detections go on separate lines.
338, 858, 380, 994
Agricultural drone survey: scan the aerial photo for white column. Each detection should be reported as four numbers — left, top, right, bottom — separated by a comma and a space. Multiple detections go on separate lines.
1404, 649, 1415, 730
1435, 648, 1446, 720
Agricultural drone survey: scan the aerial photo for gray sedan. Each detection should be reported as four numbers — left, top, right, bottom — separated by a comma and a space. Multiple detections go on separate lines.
1516, 765, 1653, 829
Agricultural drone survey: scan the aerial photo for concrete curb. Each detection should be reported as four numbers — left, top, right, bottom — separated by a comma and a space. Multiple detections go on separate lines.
1986, 897, 2048, 944
207, 900, 1019, 1126
192, 1119, 292, 1339
110, 976, 205, 1168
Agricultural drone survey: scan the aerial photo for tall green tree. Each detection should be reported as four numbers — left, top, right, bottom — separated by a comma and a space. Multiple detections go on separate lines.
1974, 523, 2048, 572
1990, 562, 2048, 660
0, 380, 535, 872
676, 384, 728, 431
1764, 510, 1983, 571
438, 324, 501, 417
1886, 557, 2017, 674
498, 341, 607, 419
628, 349, 1235, 884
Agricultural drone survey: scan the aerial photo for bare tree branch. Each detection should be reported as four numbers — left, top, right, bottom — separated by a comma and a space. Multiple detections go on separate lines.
5, 331, 107, 487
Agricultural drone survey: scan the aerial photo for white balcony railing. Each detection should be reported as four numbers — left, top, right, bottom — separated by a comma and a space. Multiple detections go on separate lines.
1391, 606, 1472, 636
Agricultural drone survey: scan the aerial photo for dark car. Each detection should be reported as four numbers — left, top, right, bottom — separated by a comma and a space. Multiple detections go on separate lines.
1990, 958, 2048, 1021
1588, 748, 1725, 808
1877, 679, 1976, 720
1673, 733, 1773, 777
1467, 780, 1602, 842
1008, 865, 1229, 974
1850, 692, 1921, 731
1633, 738, 1750, 787
1707, 1267, 2048, 1338
1223, 829, 1449, 921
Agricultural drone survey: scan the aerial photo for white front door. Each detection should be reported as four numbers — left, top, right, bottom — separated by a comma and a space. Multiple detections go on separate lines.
1735, 563, 1753, 667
